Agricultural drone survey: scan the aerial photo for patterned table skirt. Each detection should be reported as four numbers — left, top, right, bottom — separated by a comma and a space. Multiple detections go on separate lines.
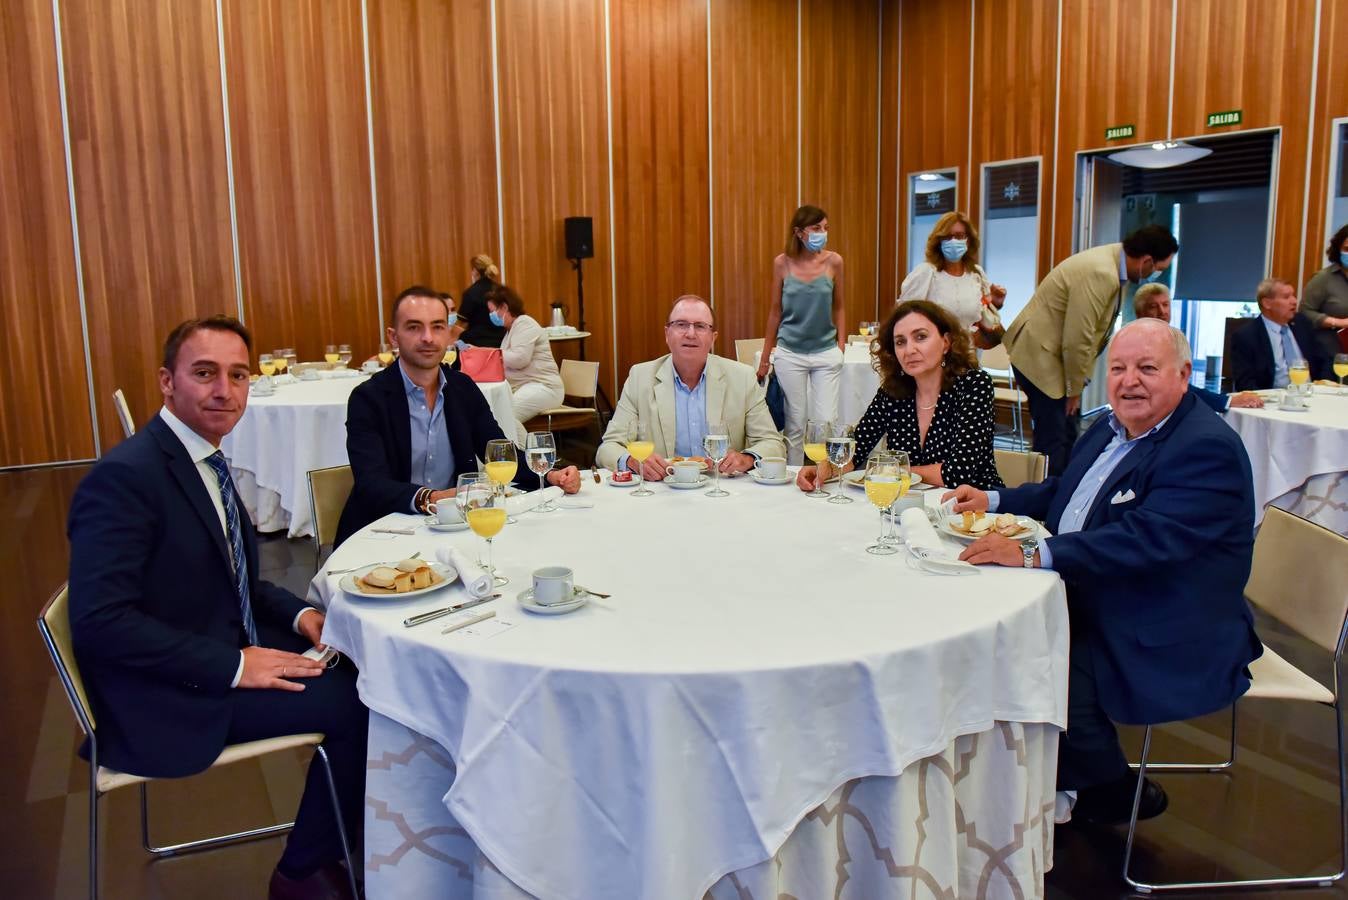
1269, 471, 1348, 536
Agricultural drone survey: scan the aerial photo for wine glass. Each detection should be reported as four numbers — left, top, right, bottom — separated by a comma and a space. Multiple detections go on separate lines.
324, 344, 339, 366
443, 346, 458, 367
484, 438, 518, 522
458, 473, 507, 586
378, 342, 394, 366
863, 454, 903, 555
803, 419, 832, 498
525, 431, 558, 512
703, 420, 730, 498
1288, 358, 1311, 405
282, 347, 298, 372
826, 423, 856, 504
1334, 353, 1348, 394
257, 353, 276, 389
880, 450, 912, 545
625, 421, 655, 497
271, 349, 288, 376
338, 344, 353, 368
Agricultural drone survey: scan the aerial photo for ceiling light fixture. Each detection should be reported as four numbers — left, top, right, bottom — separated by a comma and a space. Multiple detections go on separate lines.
1107, 140, 1213, 169
913, 173, 956, 193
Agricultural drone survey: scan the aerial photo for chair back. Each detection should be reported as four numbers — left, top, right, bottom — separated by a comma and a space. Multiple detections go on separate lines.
980, 344, 1011, 373
734, 338, 764, 367
994, 448, 1047, 488
1221, 317, 1255, 393
1246, 507, 1348, 656
112, 389, 135, 438
37, 585, 97, 736
559, 359, 600, 403
307, 465, 354, 550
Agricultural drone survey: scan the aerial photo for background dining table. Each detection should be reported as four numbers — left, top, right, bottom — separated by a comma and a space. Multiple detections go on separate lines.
309, 470, 1068, 899
221, 368, 516, 537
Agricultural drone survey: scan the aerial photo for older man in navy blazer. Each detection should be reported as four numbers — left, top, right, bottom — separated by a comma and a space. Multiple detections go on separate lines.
1229, 277, 1333, 391
68, 317, 366, 900
945, 318, 1262, 825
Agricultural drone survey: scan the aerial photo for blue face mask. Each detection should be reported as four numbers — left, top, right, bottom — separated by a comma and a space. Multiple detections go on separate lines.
445, 312, 459, 327
488, 310, 505, 328
1140, 268, 1164, 284
940, 238, 968, 262
803, 231, 828, 252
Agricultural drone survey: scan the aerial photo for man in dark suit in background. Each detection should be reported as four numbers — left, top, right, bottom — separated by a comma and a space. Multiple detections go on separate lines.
945, 318, 1261, 825
1229, 277, 1332, 390
335, 285, 580, 546
68, 317, 366, 900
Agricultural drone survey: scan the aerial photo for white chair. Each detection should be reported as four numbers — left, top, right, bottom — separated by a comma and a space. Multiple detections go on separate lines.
307, 465, 354, 555
526, 359, 601, 435
993, 448, 1047, 488
734, 338, 764, 368
112, 389, 135, 438
979, 345, 1026, 448
37, 585, 358, 900
1122, 508, 1348, 892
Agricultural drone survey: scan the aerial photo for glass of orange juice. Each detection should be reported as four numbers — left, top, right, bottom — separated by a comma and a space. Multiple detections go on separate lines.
625, 421, 656, 497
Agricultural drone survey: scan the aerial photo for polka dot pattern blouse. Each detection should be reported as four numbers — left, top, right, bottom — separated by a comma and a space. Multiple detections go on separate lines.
852, 368, 1004, 490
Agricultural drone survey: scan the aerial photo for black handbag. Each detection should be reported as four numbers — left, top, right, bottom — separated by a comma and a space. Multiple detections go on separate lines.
764, 372, 786, 431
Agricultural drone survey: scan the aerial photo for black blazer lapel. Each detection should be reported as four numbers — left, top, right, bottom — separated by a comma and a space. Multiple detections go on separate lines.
378, 365, 414, 482
147, 417, 233, 572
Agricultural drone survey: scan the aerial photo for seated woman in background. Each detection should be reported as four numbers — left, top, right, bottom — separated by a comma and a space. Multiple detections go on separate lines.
796, 299, 1004, 491
486, 284, 565, 445
900, 211, 1006, 348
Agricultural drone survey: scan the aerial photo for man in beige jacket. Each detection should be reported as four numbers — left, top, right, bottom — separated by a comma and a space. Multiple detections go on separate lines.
598, 295, 786, 479
1004, 225, 1177, 475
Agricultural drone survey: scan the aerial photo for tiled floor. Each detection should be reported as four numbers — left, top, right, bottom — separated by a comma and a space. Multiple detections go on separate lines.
4, 464, 1345, 898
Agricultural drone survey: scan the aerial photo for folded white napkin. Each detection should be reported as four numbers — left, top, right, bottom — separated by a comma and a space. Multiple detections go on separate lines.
900, 507, 949, 555
504, 485, 563, 516
436, 546, 493, 598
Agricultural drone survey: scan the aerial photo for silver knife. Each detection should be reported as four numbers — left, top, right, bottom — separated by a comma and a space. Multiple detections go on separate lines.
403, 594, 498, 627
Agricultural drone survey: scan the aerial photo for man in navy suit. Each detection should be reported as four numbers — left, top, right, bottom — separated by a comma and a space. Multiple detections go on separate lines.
1229, 277, 1333, 391
335, 286, 581, 547
68, 317, 366, 900
945, 319, 1262, 824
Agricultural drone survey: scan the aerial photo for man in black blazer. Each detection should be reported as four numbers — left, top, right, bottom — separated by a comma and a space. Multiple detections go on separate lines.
335, 286, 581, 546
68, 317, 366, 900
1229, 277, 1333, 390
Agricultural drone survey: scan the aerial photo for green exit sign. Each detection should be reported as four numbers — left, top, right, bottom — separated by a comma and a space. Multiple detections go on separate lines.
1207, 109, 1243, 128
1105, 124, 1136, 141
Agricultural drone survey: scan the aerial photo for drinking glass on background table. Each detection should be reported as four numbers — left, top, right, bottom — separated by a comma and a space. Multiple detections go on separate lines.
526, 431, 558, 512
484, 439, 519, 522
863, 454, 905, 556
325, 344, 340, 365
626, 421, 655, 497
458, 473, 508, 587
271, 349, 288, 375
826, 423, 855, 504
282, 348, 298, 372
378, 342, 394, 366
338, 344, 353, 368
803, 420, 832, 498
443, 346, 458, 367
703, 420, 730, 498
1335, 354, 1348, 394
258, 353, 276, 389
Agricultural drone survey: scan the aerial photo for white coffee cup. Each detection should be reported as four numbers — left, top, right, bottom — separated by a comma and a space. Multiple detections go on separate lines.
361, 359, 381, 374
428, 499, 463, 525
671, 461, 702, 484
532, 566, 575, 605
754, 456, 787, 479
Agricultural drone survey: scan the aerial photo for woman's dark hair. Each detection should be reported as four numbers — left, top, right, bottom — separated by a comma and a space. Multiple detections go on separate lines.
162, 316, 251, 370
1328, 223, 1348, 265
873, 300, 977, 399
485, 284, 526, 317
784, 204, 827, 257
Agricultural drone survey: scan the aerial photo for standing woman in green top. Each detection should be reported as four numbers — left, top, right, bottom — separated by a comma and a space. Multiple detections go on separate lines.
757, 205, 846, 464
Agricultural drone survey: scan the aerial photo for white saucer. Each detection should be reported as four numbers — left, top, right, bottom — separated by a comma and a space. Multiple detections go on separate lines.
607, 474, 639, 487
423, 515, 469, 532
663, 474, 710, 490
750, 471, 792, 485
517, 586, 591, 614
1276, 403, 1311, 413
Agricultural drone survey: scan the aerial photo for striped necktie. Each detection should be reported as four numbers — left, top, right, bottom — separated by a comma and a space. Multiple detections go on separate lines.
204, 450, 259, 646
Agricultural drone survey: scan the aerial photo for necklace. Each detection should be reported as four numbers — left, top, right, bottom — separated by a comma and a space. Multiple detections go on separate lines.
917, 397, 938, 411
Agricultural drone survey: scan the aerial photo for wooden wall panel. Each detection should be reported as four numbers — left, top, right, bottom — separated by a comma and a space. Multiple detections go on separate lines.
1303, 0, 1348, 283
496, 0, 614, 395
896, 0, 971, 278
0, 0, 94, 466
61, 0, 234, 452
223, 0, 379, 362
1172, 0, 1317, 280
802, 0, 880, 326
970, 0, 1057, 280
877, 0, 901, 305
1053, 0, 1172, 262
610, 0, 710, 376
709, 0, 796, 349
367, 0, 499, 315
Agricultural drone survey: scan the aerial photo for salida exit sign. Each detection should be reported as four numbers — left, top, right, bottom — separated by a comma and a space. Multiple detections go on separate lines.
1207, 109, 1243, 128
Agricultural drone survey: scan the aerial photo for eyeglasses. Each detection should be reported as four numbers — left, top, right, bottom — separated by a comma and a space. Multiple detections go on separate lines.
666, 320, 713, 334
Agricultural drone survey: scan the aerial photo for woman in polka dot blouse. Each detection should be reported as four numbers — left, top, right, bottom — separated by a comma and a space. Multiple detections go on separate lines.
796, 299, 1004, 491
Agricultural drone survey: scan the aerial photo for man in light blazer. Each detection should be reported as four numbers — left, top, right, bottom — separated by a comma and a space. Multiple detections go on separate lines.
597, 295, 786, 479
1004, 225, 1178, 475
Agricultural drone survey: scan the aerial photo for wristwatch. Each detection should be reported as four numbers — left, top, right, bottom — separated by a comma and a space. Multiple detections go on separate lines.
1022, 537, 1040, 569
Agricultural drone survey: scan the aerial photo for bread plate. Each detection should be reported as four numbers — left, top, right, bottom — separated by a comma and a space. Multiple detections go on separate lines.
340, 562, 457, 600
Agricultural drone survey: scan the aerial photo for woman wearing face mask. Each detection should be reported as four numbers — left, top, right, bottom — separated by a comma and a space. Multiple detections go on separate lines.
795, 300, 1003, 492
486, 284, 565, 445
1300, 223, 1348, 361
900, 211, 1006, 348
459, 254, 506, 348
758, 205, 846, 464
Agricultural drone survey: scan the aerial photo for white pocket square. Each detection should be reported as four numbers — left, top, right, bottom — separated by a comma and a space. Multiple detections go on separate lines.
1110, 489, 1136, 505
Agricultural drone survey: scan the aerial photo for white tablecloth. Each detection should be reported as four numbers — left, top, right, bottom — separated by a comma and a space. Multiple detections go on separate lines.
309, 473, 1069, 900
1225, 388, 1348, 533
220, 371, 516, 537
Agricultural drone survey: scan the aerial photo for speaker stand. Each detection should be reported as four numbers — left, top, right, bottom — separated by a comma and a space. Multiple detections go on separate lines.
570, 257, 612, 414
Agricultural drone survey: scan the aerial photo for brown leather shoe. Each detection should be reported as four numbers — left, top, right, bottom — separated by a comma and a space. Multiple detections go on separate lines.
268, 863, 357, 900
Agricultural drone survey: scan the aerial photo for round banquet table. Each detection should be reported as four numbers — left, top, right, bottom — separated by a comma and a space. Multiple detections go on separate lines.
219, 370, 517, 538
307, 471, 1068, 900
1224, 387, 1348, 535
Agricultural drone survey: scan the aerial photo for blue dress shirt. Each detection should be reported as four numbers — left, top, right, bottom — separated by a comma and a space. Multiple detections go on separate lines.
672, 369, 709, 458
1261, 315, 1303, 389
398, 363, 455, 509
